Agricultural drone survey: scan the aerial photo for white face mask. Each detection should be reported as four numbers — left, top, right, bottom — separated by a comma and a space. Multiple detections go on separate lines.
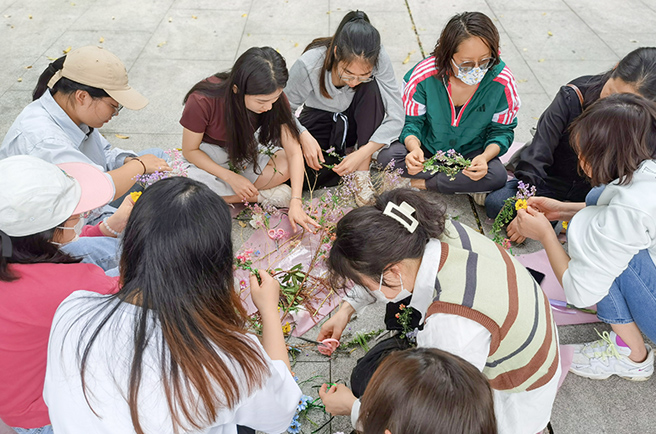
452, 59, 488, 86
372, 272, 412, 303
53, 217, 84, 246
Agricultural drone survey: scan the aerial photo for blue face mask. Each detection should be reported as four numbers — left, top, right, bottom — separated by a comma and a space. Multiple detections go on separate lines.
451, 59, 488, 86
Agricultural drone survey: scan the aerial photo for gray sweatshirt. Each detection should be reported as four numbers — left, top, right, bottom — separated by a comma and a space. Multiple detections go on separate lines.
284, 46, 404, 147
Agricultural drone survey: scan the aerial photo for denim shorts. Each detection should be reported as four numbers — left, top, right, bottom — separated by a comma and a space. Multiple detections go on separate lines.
596, 249, 656, 343
13, 425, 54, 434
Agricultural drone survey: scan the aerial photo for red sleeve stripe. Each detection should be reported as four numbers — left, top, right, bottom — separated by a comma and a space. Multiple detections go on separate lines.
492, 66, 521, 125
402, 57, 438, 117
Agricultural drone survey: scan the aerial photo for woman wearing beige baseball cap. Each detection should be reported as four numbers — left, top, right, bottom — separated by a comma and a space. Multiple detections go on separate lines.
0, 46, 171, 201
0, 155, 123, 434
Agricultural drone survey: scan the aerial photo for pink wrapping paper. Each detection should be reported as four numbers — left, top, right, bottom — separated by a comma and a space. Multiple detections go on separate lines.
234, 209, 344, 337
516, 249, 599, 326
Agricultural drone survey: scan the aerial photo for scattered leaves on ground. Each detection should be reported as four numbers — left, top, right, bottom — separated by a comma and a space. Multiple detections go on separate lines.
114, 134, 130, 139
402, 50, 416, 65
242, 13, 247, 17
157, 41, 167, 47
168, 17, 173, 22
99, 36, 104, 43
191, 15, 197, 19
538, 58, 545, 62
17, 77, 22, 82
63, 46, 71, 54
547, 31, 553, 37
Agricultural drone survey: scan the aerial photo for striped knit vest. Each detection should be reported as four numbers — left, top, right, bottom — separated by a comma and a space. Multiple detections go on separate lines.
426, 221, 559, 392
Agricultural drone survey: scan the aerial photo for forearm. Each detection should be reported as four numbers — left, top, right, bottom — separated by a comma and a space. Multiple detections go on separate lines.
560, 202, 587, 220
357, 140, 385, 159
260, 309, 292, 372
541, 231, 571, 285
282, 128, 305, 198
481, 143, 501, 162
107, 160, 143, 199
336, 300, 356, 319
404, 135, 422, 152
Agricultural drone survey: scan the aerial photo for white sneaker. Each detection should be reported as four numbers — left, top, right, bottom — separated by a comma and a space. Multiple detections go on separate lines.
257, 184, 292, 208
353, 170, 375, 207
470, 192, 488, 206
569, 330, 654, 381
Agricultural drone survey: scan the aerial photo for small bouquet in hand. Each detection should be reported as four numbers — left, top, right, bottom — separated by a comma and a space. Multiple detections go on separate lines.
492, 180, 537, 246
422, 149, 471, 181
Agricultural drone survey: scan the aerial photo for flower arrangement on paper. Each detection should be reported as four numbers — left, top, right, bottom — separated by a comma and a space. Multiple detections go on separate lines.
422, 149, 472, 181
133, 148, 188, 187
491, 180, 537, 247
234, 162, 404, 338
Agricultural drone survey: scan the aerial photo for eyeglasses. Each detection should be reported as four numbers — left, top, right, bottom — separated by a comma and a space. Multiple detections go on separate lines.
452, 57, 494, 73
339, 69, 374, 83
102, 99, 123, 117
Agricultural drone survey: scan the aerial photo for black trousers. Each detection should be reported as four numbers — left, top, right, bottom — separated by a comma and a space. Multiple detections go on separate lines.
298, 80, 385, 189
377, 142, 508, 194
350, 296, 420, 397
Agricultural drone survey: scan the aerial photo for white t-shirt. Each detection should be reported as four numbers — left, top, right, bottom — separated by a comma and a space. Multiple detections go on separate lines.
44, 291, 301, 434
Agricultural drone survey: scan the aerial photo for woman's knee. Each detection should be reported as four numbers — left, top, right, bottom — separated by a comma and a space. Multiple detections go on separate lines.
271, 150, 290, 181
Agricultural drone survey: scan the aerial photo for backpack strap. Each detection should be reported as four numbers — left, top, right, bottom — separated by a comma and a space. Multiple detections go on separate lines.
566, 83, 584, 109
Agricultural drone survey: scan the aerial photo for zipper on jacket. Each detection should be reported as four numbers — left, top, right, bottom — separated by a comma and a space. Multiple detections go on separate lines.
445, 81, 479, 127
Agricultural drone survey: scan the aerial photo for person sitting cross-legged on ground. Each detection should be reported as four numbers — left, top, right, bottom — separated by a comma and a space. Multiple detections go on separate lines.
377, 12, 520, 200
515, 93, 656, 382
0, 156, 121, 434
284, 10, 404, 206
317, 188, 559, 434
44, 177, 302, 434
181, 47, 318, 233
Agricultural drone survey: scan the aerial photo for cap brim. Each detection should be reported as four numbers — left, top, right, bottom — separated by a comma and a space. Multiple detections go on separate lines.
106, 87, 149, 111
57, 162, 115, 214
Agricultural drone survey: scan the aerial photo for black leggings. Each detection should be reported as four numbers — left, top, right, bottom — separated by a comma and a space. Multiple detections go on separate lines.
298, 80, 385, 189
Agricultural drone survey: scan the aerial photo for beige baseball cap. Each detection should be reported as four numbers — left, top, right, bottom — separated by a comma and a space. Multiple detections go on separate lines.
47, 46, 148, 110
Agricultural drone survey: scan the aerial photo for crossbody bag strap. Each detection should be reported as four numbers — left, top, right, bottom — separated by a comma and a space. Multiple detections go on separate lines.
566, 83, 584, 110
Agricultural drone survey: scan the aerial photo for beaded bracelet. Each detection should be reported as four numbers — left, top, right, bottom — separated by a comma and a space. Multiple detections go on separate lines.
102, 219, 120, 237
291, 196, 303, 202
129, 157, 147, 175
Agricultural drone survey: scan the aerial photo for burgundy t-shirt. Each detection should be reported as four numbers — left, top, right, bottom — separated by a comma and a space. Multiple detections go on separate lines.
180, 76, 229, 147
0, 263, 119, 428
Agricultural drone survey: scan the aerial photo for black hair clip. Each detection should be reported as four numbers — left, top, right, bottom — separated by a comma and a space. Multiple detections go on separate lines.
0, 230, 12, 258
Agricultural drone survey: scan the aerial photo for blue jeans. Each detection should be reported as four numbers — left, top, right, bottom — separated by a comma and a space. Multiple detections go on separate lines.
596, 249, 656, 343
484, 177, 519, 218
60, 236, 120, 273
12, 426, 54, 434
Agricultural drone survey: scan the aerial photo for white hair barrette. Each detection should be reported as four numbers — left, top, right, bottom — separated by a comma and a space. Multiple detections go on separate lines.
382, 201, 419, 233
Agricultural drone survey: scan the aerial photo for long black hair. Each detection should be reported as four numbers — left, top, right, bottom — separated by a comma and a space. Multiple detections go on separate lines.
584, 47, 656, 107
0, 226, 80, 282
183, 47, 299, 172
75, 177, 268, 434
304, 10, 381, 99
328, 188, 447, 290
32, 55, 109, 101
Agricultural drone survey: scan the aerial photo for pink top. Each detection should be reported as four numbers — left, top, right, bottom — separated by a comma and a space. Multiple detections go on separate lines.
81, 223, 104, 237
0, 263, 118, 428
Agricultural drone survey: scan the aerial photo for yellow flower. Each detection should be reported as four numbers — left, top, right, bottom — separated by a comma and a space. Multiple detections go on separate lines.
282, 322, 291, 335
130, 191, 142, 202
562, 221, 568, 230
515, 199, 528, 210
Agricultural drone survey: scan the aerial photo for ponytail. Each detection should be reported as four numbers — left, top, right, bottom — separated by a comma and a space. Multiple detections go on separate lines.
328, 188, 447, 290
33, 56, 66, 100
32, 55, 109, 101
303, 10, 381, 99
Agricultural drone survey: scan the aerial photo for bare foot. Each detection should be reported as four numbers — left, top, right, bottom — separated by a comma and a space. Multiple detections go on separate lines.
410, 178, 427, 190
